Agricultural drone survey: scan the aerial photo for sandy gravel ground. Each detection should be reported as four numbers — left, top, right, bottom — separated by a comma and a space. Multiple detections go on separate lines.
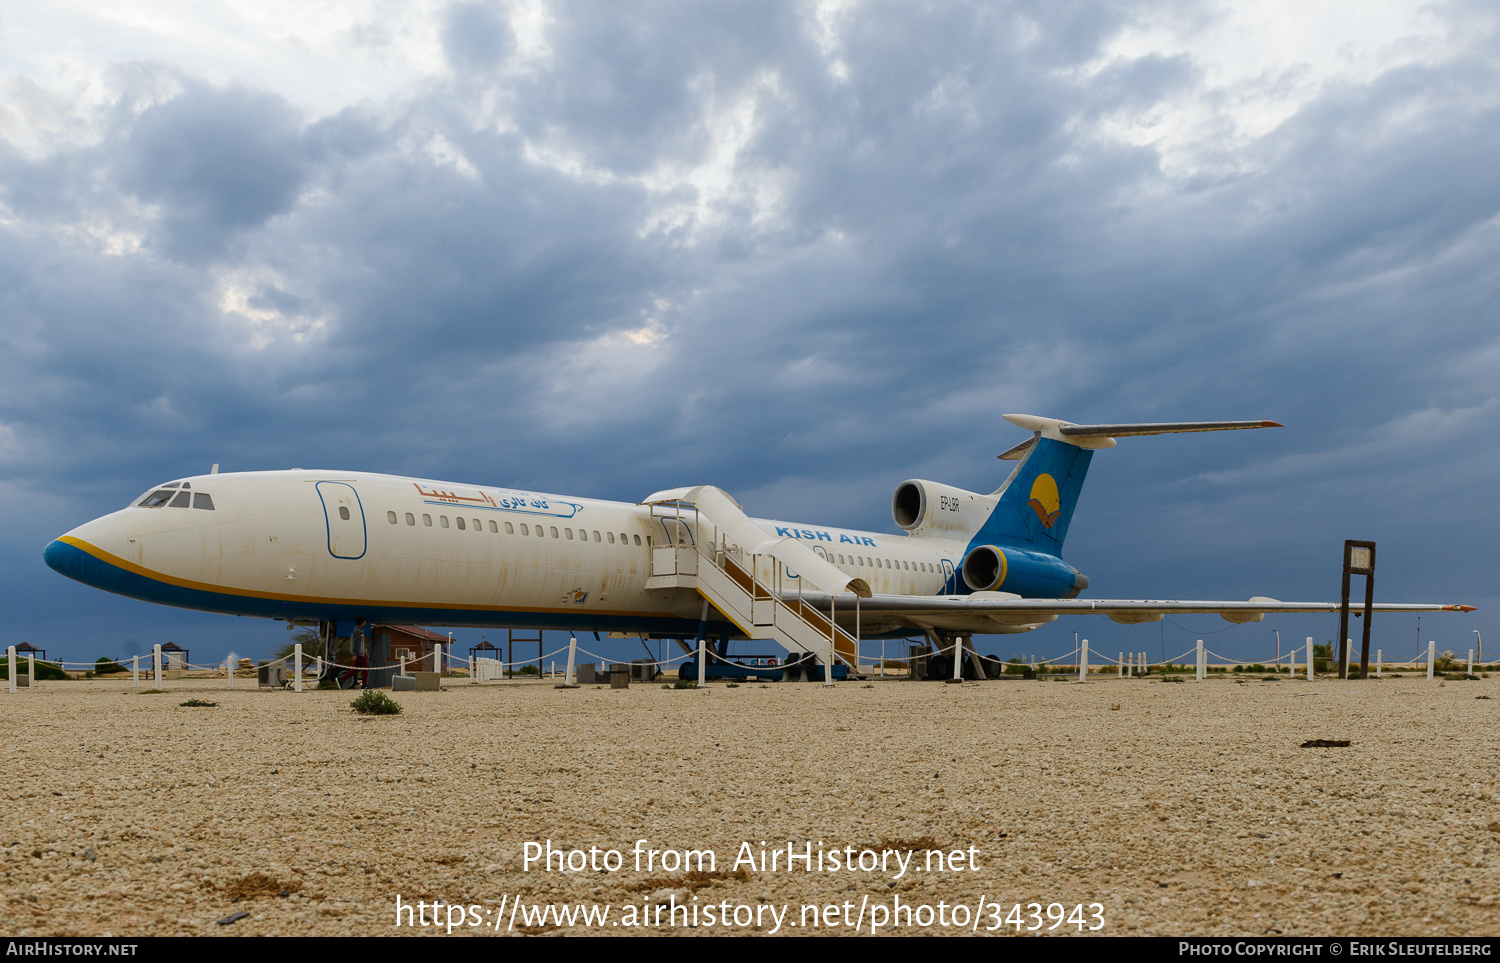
2, 672, 1496, 937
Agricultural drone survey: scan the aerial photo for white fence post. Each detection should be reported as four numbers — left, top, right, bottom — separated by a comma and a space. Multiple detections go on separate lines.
294, 643, 303, 693
565, 636, 578, 687
1306, 638, 1314, 681
1118, 651, 1124, 678
6, 646, 14, 694
697, 634, 707, 688
152, 644, 162, 689
1427, 640, 1435, 680
227, 657, 233, 689
399, 655, 407, 676
435, 643, 444, 676
1468, 649, 1474, 676
1196, 640, 1205, 682
132, 655, 139, 689
1079, 640, 1089, 682
1376, 649, 1382, 678
1343, 638, 1352, 679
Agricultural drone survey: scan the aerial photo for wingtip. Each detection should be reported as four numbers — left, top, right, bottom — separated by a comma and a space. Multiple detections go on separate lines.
1262, 421, 1284, 428
1449, 605, 1478, 612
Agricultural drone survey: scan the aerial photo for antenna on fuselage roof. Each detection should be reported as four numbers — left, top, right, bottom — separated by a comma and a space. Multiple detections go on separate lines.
211, 464, 219, 474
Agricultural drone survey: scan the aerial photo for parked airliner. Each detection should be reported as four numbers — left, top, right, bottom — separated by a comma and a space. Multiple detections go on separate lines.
43, 416, 1473, 652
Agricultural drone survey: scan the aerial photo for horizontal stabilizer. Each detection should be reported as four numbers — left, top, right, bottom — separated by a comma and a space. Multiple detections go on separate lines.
1058, 420, 1282, 437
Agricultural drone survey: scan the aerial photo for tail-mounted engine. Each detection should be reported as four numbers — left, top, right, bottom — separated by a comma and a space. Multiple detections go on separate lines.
891, 480, 995, 539
960, 544, 1090, 599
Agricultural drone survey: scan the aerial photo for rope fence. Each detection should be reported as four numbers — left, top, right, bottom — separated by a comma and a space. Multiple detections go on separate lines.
4, 633, 1489, 692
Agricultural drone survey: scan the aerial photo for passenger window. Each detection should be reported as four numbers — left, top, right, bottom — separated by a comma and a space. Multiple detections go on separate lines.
593, 530, 601, 542
440, 516, 450, 528
193, 493, 215, 511
492, 520, 501, 533
565, 528, 573, 539
550, 527, 559, 538
502, 522, 512, 534
405, 513, 415, 526
170, 491, 192, 508
620, 533, 628, 543
456, 517, 465, 530
473, 519, 481, 531
387, 511, 397, 524
422, 514, 432, 527
633, 534, 641, 545
536, 527, 544, 537
520, 523, 529, 535
607, 532, 615, 544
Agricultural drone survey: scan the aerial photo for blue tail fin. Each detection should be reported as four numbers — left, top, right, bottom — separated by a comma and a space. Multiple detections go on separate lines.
976, 435, 1093, 555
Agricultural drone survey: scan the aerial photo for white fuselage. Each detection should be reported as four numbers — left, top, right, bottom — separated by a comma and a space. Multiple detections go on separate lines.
50, 470, 968, 636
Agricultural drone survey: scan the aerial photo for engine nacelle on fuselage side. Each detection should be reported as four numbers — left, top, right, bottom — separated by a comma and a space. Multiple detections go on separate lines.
891, 480, 997, 539
960, 544, 1089, 599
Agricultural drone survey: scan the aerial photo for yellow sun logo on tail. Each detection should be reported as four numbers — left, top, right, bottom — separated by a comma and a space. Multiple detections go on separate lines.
1028, 473, 1061, 527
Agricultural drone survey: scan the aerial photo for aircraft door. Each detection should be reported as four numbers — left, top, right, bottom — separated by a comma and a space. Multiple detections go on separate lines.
316, 482, 367, 559
941, 558, 956, 592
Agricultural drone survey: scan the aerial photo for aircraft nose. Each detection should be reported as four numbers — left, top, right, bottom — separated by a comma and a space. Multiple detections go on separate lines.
43, 538, 70, 575
44, 535, 110, 589
44, 516, 129, 591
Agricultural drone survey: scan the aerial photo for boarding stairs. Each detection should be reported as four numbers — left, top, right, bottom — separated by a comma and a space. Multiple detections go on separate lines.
641, 486, 871, 669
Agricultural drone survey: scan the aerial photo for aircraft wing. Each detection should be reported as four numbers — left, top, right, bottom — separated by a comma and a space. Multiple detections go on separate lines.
785, 591, 1474, 633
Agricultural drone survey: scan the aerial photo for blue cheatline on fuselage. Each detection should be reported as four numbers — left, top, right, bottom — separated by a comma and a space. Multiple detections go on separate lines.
41, 537, 737, 638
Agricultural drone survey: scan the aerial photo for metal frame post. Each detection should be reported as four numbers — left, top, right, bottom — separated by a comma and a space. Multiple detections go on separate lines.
827, 596, 838, 687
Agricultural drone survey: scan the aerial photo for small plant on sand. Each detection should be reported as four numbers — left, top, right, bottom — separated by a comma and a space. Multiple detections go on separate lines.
351, 690, 402, 715
179, 698, 218, 707
673, 679, 697, 689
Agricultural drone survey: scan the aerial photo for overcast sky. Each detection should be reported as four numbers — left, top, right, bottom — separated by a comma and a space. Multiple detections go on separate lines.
2, 1, 1495, 667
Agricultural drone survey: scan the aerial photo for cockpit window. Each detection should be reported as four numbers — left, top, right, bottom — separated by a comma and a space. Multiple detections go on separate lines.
193, 493, 215, 511
137, 490, 176, 508
169, 491, 192, 508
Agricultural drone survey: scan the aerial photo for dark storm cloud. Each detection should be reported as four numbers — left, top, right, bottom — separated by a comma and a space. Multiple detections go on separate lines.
116, 83, 312, 260
2, 1, 1496, 662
